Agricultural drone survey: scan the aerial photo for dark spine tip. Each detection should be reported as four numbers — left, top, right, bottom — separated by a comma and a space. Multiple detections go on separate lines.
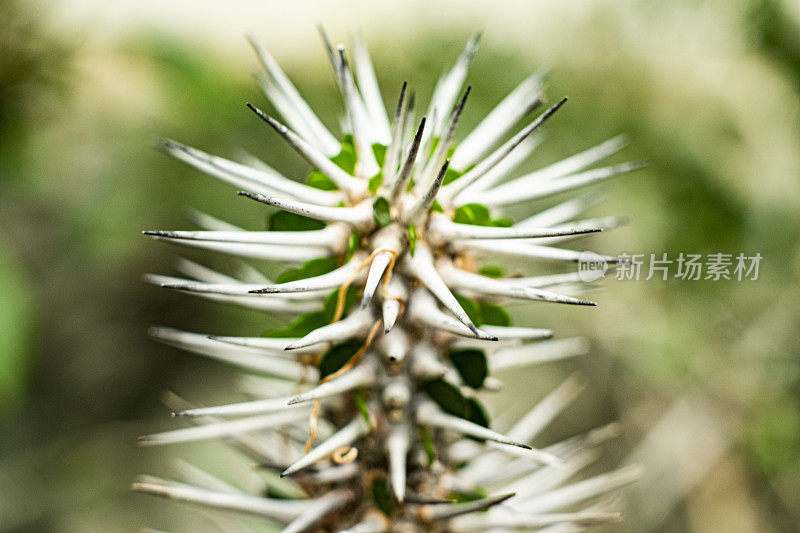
153, 140, 171, 153
246, 103, 275, 128
143, 230, 177, 238
239, 191, 272, 206
237, 190, 260, 201
545, 96, 568, 116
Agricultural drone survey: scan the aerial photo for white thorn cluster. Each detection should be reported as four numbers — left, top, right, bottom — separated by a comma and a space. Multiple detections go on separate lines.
138, 30, 644, 532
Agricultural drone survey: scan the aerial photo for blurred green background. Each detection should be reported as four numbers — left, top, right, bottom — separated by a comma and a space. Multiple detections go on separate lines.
1, 0, 799, 531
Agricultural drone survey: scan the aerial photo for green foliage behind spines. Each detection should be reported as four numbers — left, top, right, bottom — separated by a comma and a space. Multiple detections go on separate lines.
305, 134, 358, 191
371, 477, 394, 518
407, 224, 417, 256
276, 257, 338, 284
261, 312, 329, 338
448, 349, 489, 389
422, 378, 491, 430
372, 197, 391, 227
260, 284, 357, 338
454, 294, 512, 327
268, 210, 326, 231
478, 265, 505, 278
453, 203, 513, 227
319, 340, 361, 379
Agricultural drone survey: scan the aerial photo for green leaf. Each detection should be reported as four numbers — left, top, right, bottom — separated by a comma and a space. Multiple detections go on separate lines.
464, 398, 491, 443
322, 285, 359, 322
261, 311, 328, 338
454, 294, 483, 327
372, 196, 391, 227
442, 166, 463, 186
452, 203, 512, 227
453, 294, 511, 329
276, 257, 338, 284
423, 379, 467, 418
491, 217, 514, 227
371, 477, 394, 517
305, 135, 358, 191
368, 172, 383, 194
318, 340, 361, 379
423, 379, 493, 434
449, 487, 488, 504
330, 134, 357, 174
305, 170, 338, 191
407, 224, 417, 257
453, 203, 492, 226
430, 200, 444, 213
345, 233, 359, 262
466, 398, 490, 429
260, 283, 355, 338
263, 485, 305, 500
420, 427, 436, 467
448, 349, 489, 389
268, 210, 326, 231
478, 265, 504, 278
371, 143, 388, 167
428, 136, 441, 157
427, 137, 458, 159
478, 303, 511, 327
354, 391, 373, 430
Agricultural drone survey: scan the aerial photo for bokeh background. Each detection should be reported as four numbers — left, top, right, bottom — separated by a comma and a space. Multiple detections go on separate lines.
1, 0, 799, 531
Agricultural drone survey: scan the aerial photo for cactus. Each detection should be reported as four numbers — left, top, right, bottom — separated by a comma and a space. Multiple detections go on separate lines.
137, 31, 644, 532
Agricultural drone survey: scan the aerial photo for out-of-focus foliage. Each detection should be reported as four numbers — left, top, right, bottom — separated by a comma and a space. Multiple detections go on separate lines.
0, 0, 798, 531
0, 250, 35, 410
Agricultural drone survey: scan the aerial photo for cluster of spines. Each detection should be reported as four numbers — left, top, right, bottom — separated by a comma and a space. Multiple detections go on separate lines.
136, 29, 644, 532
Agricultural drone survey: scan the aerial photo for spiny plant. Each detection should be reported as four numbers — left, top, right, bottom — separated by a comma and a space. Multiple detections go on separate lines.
136, 30, 645, 532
